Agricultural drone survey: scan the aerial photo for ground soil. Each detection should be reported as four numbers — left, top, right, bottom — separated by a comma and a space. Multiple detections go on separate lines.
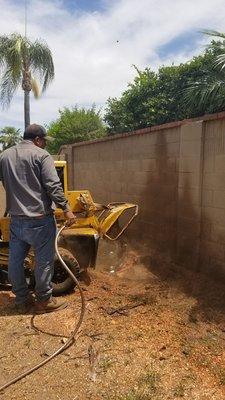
1, 248, 225, 400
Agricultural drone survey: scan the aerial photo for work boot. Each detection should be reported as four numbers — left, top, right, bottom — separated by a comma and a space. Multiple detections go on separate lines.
34, 297, 68, 315
13, 294, 35, 314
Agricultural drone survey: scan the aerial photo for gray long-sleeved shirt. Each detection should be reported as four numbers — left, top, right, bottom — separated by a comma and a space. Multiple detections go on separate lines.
0, 140, 69, 217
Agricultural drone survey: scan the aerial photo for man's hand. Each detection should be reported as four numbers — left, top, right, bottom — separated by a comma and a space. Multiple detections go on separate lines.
64, 210, 76, 227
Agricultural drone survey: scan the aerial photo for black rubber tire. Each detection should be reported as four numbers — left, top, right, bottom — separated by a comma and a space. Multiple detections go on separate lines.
52, 247, 80, 296
0, 266, 10, 288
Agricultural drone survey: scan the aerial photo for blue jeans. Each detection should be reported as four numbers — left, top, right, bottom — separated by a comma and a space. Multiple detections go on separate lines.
8, 215, 57, 304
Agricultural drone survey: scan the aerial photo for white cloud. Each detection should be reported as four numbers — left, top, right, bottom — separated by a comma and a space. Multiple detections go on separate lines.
0, 0, 225, 130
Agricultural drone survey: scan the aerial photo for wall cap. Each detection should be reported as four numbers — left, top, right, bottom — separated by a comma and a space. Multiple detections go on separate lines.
58, 110, 225, 153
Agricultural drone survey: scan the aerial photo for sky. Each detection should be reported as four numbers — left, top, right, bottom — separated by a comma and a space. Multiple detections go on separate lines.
0, 0, 225, 131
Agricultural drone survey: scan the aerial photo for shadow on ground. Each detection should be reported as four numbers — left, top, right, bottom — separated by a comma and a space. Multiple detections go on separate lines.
140, 251, 225, 329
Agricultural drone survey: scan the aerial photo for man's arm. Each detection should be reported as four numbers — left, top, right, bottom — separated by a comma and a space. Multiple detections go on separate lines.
0, 156, 5, 188
0, 156, 3, 182
41, 154, 75, 225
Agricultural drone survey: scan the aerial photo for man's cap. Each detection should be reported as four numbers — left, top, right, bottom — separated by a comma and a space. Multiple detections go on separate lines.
23, 124, 54, 142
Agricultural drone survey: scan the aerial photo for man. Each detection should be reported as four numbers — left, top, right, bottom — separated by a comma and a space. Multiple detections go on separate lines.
0, 124, 75, 314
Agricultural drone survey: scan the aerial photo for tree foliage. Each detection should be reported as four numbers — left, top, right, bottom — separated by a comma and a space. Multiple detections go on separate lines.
0, 33, 54, 127
184, 31, 225, 111
0, 126, 21, 151
46, 106, 106, 153
104, 40, 225, 134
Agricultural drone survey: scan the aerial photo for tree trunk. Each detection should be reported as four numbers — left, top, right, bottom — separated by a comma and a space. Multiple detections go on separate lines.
22, 64, 32, 129
24, 90, 30, 128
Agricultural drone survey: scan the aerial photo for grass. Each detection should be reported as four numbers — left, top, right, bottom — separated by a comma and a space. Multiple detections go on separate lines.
172, 373, 198, 397
138, 369, 161, 393
117, 391, 148, 400
116, 390, 163, 400
104, 368, 162, 400
98, 356, 114, 372
199, 332, 223, 356
173, 383, 185, 397
212, 366, 225, 385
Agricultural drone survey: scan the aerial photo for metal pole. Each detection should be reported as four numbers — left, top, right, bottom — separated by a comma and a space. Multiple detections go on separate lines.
24, 0, 27, 37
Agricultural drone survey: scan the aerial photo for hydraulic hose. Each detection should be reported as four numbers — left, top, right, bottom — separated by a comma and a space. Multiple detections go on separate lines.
0, 224, 86, 392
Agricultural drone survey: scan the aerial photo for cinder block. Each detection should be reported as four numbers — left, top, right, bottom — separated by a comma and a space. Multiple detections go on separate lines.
206, 258, 225, 279
180, 140, 202, 157
126, 159, 142, 171
111, 182, 123, 193
176, 250, 199, 270
203, 156, 215, 173
181, 121, 203, 142
113, 161, 123, 170
141, 159, 157, 171
178, 172, 200, 188
176, 236, 200, 268
164, 171, 178, 185
167, 157, 177, 172
211, 224, 225, 244
166, 142, 180, 157
179, 156, 201, 172
213, 190, 225, 209
177, 218, 201, 237
177, 204, 201, 220
146, 157, 177, 173
176, 234, 200, 250
202, 206, 225, 224
201, 220, 212, 240
205, 120, 225, 140
178, 187, 200, 205
204, 138, 215, 157
140, 133, 158, 146
202, 190, 213, 207
133, 171, 151, 185
203, 173, 225, 190
200, 239, 225, 260
143, 144, 157, 157
215, 155, 225, 172
163, 129, 180, 143
125, 182, 146, 196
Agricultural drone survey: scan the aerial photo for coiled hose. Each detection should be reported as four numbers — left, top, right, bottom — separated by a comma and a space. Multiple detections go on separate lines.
0, 224, 86, 392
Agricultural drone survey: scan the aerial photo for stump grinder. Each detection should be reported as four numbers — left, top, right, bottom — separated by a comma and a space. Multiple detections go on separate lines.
0, 160, 138, 295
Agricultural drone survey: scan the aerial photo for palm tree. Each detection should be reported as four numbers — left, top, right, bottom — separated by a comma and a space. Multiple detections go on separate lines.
185, 30, 225, 111
0, 33, 54, 128
203, 30, 225, 68
0, 126, 21, 151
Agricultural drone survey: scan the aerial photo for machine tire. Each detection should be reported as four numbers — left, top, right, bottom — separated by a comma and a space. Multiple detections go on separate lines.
52, 247, 80, 296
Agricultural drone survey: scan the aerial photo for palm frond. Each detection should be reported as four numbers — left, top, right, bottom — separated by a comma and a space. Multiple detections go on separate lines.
0, 36, 12, 70
215, 53, 225, 70
0, 68, 20, 108
184, 73, 225, 110
200, 30, 225, 71
29, 39, 54, 92
201, 30, 225, 39
31, 77, 40, 98
0, 34, 23, 93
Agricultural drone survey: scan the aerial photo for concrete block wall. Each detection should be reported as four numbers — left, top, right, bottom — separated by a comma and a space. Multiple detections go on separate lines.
61, 125, 181, 259
200, 118, 225, 277
176, 121, 203, 269
59, 112, 225, 276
